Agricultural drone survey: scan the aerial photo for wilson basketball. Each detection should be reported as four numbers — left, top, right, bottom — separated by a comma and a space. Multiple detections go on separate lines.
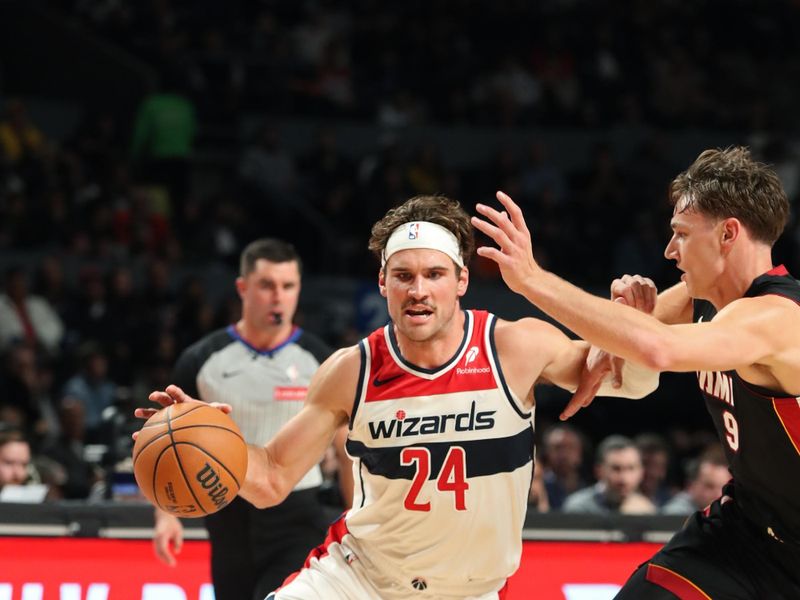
132, 400, 248, 518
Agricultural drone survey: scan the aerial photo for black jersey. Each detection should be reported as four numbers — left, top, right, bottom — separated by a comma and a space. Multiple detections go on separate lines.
693, 265, 800, 542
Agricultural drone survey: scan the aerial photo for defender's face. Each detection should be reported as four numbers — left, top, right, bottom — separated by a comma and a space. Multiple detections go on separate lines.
380, 248, 468, 343
664, 199, 724, 299
237, 259, 301, 330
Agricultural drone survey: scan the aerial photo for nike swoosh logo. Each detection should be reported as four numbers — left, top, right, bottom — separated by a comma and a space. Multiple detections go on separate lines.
372, 373, 403, 387
222, 369, 244, 379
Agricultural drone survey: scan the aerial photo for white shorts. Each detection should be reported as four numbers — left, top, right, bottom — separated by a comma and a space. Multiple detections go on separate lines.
265, 518, 508, 600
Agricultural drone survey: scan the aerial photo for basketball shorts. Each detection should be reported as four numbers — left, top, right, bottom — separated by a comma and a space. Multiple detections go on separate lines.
265, 517, 508, 600
615, 485, 800, 599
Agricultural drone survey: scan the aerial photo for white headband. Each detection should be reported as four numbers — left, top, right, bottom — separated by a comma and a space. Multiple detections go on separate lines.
382, 221, 464, 268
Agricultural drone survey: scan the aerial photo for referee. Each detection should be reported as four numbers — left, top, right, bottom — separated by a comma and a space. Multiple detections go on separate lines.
152, 238, 352, 600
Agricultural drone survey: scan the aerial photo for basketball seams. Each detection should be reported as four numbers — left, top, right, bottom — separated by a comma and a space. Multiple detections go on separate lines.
139, 403, 207, 428
133, 402, 247, 517
169, 423, 245, 443
166, 404, 209, 515
174, 442, 245, 489
132, 430, 170, 462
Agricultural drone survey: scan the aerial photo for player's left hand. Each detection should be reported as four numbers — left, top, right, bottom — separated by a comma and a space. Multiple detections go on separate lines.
472, 191, 542, 295
560, 344, 622, 420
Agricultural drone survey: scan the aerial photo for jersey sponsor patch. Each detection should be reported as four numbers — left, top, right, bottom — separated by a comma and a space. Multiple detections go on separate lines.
274, 386, 308, 401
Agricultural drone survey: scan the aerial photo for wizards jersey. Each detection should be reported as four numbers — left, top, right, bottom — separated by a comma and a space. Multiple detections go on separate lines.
693, 265, 800, 541
344, 310, 534, 597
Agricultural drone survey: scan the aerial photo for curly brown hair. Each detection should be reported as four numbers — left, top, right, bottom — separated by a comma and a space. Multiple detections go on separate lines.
368, 195, 475, 269
670, 146, 789, 245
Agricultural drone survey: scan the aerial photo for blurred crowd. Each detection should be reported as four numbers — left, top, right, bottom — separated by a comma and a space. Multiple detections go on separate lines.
1, 0, 799, 508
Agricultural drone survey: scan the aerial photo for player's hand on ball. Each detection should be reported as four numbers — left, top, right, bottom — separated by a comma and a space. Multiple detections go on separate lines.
133, 384, 232, 440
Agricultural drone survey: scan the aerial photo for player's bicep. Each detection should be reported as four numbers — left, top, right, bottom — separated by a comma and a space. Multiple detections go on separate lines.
539, 332, 588, 391
267, 347, 357, 484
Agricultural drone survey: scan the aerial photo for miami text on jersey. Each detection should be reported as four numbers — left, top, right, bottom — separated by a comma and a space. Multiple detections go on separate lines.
697, 370, 735, 406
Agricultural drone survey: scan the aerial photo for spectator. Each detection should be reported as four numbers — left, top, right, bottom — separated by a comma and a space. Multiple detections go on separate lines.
635, 432, 674, 507
563, 435, 656, 515
0, 343, 57, 444
0, 427, 33, 490
662, 448, 730, 516
0, 267, 64, 354
60, 342, 116, 443
0, 99, 45, 165
130, 73, 197, 224
540, 423, 587, 510
529, 457, 550, 512
41, 397, 102, 500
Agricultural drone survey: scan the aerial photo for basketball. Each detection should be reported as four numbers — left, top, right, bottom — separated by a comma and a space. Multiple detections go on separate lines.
132, 400, 248, 518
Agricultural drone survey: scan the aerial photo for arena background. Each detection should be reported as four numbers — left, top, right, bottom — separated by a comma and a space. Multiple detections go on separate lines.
0, 1, 799, 598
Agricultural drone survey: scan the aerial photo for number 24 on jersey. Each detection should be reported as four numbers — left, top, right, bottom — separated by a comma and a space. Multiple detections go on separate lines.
400, 446, 469, 511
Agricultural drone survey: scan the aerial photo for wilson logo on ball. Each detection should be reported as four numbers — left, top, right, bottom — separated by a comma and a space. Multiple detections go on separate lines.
196, 463, 230, 508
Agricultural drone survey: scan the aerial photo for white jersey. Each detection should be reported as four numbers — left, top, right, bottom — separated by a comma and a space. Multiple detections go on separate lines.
344, 309, 534, 597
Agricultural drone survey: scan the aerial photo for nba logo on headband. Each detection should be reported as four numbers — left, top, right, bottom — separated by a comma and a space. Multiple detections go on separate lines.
407, 223, 420, 240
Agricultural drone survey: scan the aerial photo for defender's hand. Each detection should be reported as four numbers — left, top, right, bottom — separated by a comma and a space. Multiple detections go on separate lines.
473, 191, 542, 295
610, 274, 657, 314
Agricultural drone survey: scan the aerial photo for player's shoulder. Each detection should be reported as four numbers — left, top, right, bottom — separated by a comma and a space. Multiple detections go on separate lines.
717, 294, 800, 322
318, 344, 361, 377
494, 316, 566, 345
306, 345, 361, 411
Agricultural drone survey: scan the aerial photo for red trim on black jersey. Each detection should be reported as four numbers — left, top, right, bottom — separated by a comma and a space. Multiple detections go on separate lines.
645, 564, 712, 599
773, 398, 800, 457
766, 264, 789, 276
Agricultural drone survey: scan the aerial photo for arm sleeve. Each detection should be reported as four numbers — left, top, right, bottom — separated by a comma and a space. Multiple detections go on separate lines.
596, 361, 659, 400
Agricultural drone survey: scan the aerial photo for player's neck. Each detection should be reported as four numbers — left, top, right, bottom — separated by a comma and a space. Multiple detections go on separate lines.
394, 309, 466, 369
707, 245, 775, 309
235, 319, 294, 351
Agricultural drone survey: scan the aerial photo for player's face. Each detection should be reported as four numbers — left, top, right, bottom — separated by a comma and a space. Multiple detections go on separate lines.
664, 199, 724, 299
0, 441, 30, 486
379, 248, 468, 343
237, 259, 301, 331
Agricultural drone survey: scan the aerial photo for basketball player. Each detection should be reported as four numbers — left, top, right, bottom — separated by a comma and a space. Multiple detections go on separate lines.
140, 196, 657, 599
151, 239, 352, 600
472, 147, 800, 598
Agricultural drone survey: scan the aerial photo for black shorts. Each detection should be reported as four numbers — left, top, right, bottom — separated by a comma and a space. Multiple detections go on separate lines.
205, 488, 332, 600
615, 487, 800, 599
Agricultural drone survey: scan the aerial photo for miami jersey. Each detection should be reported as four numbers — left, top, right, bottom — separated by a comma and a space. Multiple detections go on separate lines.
693, 265, 800, 541
344, 309, 534, 597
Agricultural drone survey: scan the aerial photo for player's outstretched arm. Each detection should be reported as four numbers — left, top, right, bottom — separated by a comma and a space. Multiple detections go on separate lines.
239, 346, 358, 509
473, 191, 793, 375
